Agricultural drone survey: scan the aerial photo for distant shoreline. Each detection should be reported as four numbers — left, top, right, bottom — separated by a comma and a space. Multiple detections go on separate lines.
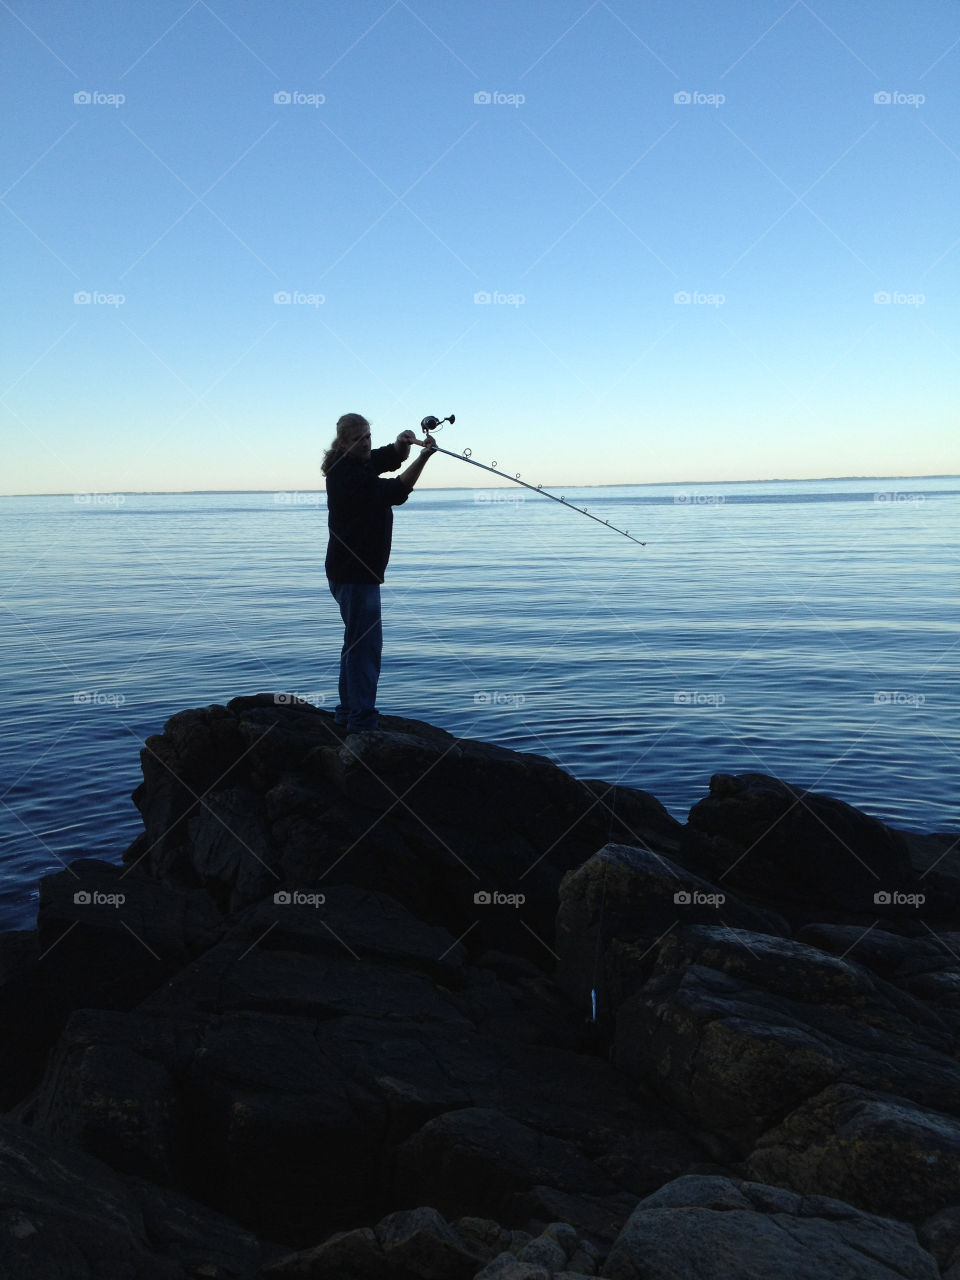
3, 474, 959, 498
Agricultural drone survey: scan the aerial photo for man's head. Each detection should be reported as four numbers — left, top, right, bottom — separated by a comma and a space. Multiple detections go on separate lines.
336, 413, 371, 462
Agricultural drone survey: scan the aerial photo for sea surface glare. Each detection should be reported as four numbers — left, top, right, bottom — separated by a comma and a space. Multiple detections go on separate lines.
0, 477, 956, 930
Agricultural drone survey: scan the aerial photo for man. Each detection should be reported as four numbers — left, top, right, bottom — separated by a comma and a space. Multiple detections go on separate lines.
322, 412, 437, 731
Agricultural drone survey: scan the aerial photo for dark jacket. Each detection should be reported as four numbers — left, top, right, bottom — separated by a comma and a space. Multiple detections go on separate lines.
324, 444, 408, 584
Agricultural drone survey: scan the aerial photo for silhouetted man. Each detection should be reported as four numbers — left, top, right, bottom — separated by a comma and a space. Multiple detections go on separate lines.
321, 413, 436, 731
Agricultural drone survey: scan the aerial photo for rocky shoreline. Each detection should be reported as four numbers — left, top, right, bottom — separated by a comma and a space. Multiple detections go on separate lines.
1, 693, 958, 1278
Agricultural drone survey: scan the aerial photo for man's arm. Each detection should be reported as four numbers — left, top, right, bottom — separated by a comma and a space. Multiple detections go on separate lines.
398, 434, 437, 493
370, 443, 405, 474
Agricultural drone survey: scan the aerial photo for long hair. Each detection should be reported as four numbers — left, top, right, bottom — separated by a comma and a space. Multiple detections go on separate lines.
321, 413, 369, 475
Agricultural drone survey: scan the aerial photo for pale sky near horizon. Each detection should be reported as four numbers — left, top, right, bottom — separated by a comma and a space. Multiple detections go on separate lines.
2, 0, 959, 494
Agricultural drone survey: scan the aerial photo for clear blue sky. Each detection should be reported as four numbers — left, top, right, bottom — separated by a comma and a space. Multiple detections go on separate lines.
2, 0, 958, 492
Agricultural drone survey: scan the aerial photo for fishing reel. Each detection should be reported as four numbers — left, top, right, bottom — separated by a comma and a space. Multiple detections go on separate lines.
420, 414, 455, 431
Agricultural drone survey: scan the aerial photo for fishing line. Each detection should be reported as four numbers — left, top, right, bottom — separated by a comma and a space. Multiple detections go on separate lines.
419, 414, 646, 546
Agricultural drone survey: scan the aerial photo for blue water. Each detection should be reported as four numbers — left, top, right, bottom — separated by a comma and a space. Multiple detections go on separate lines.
1, 478, 957, 931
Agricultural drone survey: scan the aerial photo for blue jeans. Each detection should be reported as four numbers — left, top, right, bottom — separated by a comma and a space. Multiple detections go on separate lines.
329, 581, 382, 730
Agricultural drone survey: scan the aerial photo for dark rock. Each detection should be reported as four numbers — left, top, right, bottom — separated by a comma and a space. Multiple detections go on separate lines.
681, 772, 922, 923
394, 1107, 616, 1221
602, 1174, 940, 1279
745, 1083, 960, 1222
0, 1116, 272, 1279
612, 926, 960, 1151
0, 863, 221, 1110
36, 858, 223, 1007
375, 1205, 483, 1279
918, 1203, 960, 1272
4, 699, 957, 1275
797, 923, 960, 1019
127, 698, 683, 963
555, 842, 789, 1020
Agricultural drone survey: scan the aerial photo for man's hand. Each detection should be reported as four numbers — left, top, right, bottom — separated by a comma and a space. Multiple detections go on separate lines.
396, 430, 418, 450
421, 431, 437, 453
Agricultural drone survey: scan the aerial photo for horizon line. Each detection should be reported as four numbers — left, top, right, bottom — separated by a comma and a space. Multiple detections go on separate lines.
3, 472, 959, 498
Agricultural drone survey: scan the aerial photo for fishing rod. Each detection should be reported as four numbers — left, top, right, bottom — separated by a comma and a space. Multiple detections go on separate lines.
418, 415, 645, 546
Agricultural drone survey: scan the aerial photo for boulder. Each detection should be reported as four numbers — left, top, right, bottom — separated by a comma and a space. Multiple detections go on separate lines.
601, 1174, 940, 1279
555, 841, 788, 1019
612, 927, 960, 1150
0, 1116, 272, 1279
745, 1083, 960, 1222
680, 772, 921, 922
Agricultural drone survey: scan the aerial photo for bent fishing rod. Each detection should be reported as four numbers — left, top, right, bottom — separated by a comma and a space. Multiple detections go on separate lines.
418, 415, 645, 546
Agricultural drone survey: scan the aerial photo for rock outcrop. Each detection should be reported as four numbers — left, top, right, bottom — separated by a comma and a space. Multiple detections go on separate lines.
0, 695, 957, 1279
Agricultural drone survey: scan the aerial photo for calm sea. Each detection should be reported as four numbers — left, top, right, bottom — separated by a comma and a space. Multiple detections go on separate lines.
1, 477, 957, 931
